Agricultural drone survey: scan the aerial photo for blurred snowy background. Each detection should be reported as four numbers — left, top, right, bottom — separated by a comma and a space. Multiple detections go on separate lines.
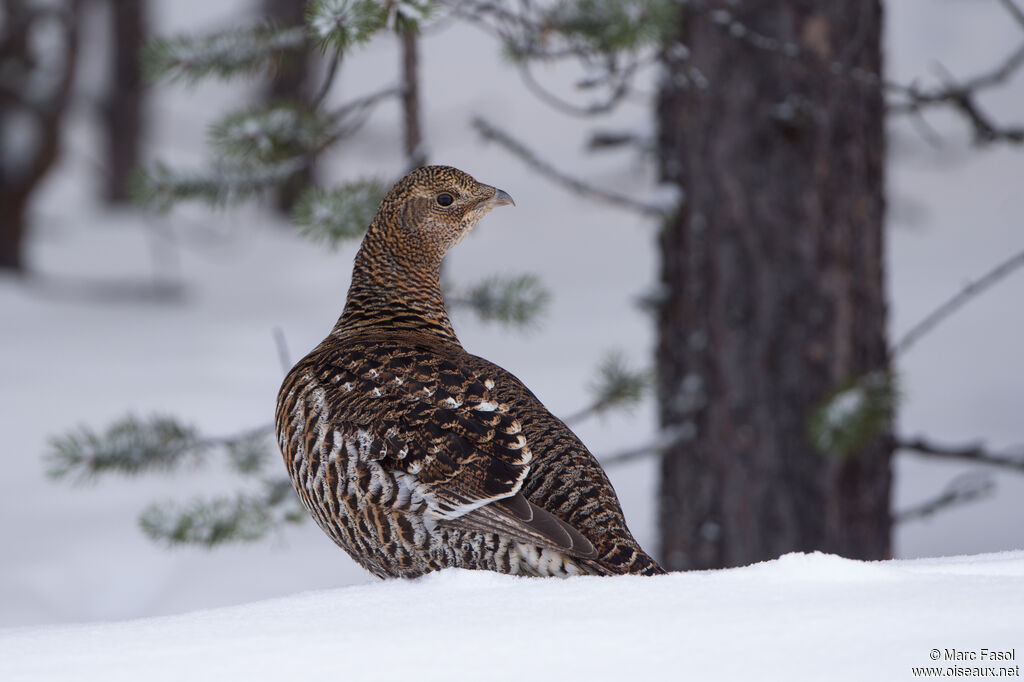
1, 0, 1022, 629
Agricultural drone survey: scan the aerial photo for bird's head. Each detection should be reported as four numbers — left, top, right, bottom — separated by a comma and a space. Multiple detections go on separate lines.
369, 165, 514, 267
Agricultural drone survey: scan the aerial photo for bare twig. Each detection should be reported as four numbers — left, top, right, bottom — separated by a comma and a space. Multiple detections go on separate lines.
311, 45, 343, 109
896, 437, 1024, 474
517, 60, 638, 118
272, 327, 291, 375
886, 2, 1024, 147
598, 425, 695, 467
893, 245, 1024, 355
325, 86, 403, 139
472, 117, 669, 218
894, 471, 995, 523
998, 0, 1024, 30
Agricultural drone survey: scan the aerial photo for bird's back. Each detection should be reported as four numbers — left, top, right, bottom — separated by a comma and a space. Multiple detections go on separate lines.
276, 329, 662, 578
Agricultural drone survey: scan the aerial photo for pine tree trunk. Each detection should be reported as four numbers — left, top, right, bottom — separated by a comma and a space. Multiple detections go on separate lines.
654, 0, 891, 570
103, 0, 147, 203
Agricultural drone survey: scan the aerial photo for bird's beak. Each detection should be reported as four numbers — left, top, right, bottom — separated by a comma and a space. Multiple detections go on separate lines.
486, 187, 515, 208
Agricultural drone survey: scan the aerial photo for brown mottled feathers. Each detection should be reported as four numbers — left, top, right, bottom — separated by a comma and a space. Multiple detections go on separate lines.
275, 165, 663, 578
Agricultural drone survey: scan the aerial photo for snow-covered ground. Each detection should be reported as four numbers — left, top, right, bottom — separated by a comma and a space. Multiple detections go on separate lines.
1, 0, 1022, 638
3, 551, 1022, 682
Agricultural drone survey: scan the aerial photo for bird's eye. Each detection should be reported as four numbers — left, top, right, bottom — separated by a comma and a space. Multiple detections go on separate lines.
436, 193, 454, 207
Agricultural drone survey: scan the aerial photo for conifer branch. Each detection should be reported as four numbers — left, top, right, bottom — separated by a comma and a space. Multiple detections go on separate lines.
142, 25, 307, 83
209, 106, 329, 163
447, 274, 551, 327
140, 478, 305, 547
132, 158, 310, 210
293, 179, 387, 248
46, 415, 273, 483
306, 0, 387, 52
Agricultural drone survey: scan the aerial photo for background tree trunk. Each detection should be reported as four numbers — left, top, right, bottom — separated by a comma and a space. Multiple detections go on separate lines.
0, 0, 82, 273
103, 0, 147, 203
655, 0, 891, 570
262, 0, 314, 214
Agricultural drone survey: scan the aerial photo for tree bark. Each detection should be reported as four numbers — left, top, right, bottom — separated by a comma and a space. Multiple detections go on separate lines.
103, 0, 147, 203
655, 0, 891, 570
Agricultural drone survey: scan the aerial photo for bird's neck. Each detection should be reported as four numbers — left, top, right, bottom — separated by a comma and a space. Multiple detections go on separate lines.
334, 231, 460, 344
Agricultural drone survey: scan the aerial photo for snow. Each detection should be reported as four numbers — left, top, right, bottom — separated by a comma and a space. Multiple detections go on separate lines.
2, 551, 1022, 682
1, 0, 1023, 640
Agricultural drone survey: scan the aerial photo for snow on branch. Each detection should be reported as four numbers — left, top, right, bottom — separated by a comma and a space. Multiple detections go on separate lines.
808, 372, 896, 458
142, 25, 308, 83
210, 106, 329, 163
897, 437, 1024, 474
306, 0, 387, 51
472, 117, 672, 218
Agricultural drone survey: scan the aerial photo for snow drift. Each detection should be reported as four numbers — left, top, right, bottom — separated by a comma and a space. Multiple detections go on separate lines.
2, 551, 1022, 682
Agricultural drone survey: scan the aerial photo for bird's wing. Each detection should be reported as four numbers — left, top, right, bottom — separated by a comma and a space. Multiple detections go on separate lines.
317, 336, 596, 559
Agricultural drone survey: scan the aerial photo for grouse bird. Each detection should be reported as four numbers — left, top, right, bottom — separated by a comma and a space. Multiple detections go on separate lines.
276, 166, 663, 578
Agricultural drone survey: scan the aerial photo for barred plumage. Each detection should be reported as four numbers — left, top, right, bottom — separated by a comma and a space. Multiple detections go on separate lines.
276, 165, 663, 578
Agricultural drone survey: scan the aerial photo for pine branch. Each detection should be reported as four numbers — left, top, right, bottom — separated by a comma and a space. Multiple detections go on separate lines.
896, 437, 1024, 474
446, 274, 551, 327
893, 245, 1024, 355
562, 350, 649, 424
140, 478, 305, 548
894, 472, 994, 523
472, 117, 670, 218
293, 179, 387, 248
142, 25, 307, 83
46, 415, 273, 483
